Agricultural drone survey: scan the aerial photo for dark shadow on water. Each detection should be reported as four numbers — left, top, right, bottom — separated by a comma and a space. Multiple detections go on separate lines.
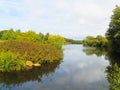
0, 60, 62, 90
105, 51, 120, 90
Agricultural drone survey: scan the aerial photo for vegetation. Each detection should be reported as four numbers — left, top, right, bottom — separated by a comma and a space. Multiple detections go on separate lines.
0, 40, 63, 63
104, 6, 120, 90
106, 64, 120, 90
0, 29, 65, 72
65, 38, 82, 44
0, 60, 61, 88
0, 29, 65, 48
105, 51, 120, 90
48, 35, 66, 49
82, 35, 108, 48
106, 6, 120, 53
0, 51, 24, 72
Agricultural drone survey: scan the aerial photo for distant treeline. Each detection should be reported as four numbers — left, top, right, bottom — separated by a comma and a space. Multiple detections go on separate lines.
82, 35, 108, 48
64, 38, 82, 44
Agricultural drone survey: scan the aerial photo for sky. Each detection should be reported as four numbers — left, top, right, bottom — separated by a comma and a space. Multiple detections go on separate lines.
0, 0, 120, 39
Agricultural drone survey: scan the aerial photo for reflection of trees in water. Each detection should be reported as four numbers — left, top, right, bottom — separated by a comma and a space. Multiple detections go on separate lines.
106, 64, 120, 90
0, 60, 62, 90
106, 51, 120, 65
105, 51, 120, 90
82, 47, 107, 57
83, 47, 120, 90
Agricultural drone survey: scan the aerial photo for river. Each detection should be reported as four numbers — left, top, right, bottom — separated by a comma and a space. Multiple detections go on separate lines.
0, 45, 110, 90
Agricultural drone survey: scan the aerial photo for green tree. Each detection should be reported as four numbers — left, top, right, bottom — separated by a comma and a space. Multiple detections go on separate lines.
48, 35, 66, 49
83, 36, 95, 47
38, 32, 44, 43
82, 35, 108, 48
0, 29, 17, 40
106, 64, 120, 90
44, 33, 49, 41
106, 5, 120, 53
17, 30, 41, 42
96, 35, 108, 48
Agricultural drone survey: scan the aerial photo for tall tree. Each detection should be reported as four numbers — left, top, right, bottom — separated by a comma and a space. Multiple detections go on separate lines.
106, 5, 120, 53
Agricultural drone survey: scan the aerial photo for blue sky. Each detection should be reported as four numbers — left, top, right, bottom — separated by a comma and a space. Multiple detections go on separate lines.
0, 0, 120, 39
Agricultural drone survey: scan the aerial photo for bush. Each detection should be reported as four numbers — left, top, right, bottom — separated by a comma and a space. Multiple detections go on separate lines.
0, 40, 63, 66
106, 64, 120, 90
0, 51, 24, 72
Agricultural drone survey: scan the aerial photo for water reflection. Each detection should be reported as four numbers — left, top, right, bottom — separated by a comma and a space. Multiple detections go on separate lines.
82, 47, 107, 57
0, 45, 116, 90
0, 61, 61, 90
105, 51, 120, 90
59, 45, 109, 90
82, 47, 120, 90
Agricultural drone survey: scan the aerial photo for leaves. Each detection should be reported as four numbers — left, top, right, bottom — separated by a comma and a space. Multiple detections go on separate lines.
106, 64, 120, 90
0, 40, 63, 72
106, 6, 120, 53
82, 35, 108, 48
0, 51, 24, 72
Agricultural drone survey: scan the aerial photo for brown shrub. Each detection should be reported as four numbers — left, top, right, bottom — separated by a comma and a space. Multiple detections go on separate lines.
0, 40, 63, 64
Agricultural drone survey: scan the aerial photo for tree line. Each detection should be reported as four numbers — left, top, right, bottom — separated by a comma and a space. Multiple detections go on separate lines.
0, 29, 66, 49
82, 5, 120, 53
82, 35, 108, 48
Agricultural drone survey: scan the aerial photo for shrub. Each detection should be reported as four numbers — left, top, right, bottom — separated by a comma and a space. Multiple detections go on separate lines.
0, 40, 63, 66
0, 51, 24, 72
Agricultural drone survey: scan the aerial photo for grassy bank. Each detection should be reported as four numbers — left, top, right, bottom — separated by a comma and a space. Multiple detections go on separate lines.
0, 40, 63, 72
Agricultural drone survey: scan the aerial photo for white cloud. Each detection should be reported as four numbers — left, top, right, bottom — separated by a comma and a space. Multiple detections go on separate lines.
0, 0, 120, 39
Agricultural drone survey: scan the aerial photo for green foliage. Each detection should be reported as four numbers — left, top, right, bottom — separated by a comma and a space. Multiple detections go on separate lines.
0, 29, 65, 49
82, 35, 108, 48
106, 64, 120, 90
48, 35, 66, 49
38, 32, 45, 43
0, 29, 67, 72
44, 33, 49, 41
0, 29, 17, 40
83, 36, 95, 46
0, 51, 24, 72
106, 6, 120, 53
64, 38, 82, 44
17, 30, 41, 42
0, 40, 63, 65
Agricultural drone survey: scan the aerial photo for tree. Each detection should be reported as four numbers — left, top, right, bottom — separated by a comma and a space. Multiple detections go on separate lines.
39, 32, 44, 43
0, 29, 17, 40
83, 36, 95, 47
96, 35, 108, 48
48, 35, 66, 49
17, 30, 41, 42
106, 5, 120, 53
44, 33, 49, 41
82, 35, 108, 48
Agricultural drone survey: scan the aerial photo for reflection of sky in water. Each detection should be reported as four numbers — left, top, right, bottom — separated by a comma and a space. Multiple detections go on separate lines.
12, 45, 109, 90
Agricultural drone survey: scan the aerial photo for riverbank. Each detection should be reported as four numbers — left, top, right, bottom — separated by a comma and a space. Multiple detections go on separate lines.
0, 40, 63, 72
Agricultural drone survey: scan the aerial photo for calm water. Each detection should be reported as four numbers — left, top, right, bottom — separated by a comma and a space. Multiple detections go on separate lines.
0, 45, 110, 90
